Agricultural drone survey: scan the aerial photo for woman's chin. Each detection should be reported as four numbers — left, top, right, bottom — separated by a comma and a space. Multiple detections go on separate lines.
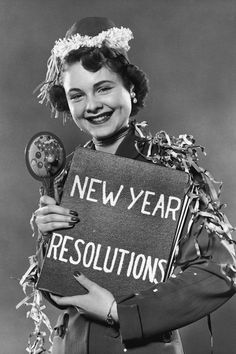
91, 127, 116, 141
93, 133, 113, 141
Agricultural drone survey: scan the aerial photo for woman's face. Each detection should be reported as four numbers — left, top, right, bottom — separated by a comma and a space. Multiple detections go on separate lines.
63, 62, 132, 140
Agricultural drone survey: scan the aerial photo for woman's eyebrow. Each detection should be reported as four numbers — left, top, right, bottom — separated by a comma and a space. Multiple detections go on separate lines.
94, 80, 115, 88
67, 80, 114, 94
67, 88, 83, 94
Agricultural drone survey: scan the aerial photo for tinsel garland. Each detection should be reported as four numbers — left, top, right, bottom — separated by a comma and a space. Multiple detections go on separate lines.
134, 121, 236, 282
16, 254, 53, 354
17, 121, 236, 353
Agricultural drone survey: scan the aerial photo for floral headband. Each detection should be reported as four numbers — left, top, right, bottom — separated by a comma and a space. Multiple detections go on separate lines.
37, 26, 133, 107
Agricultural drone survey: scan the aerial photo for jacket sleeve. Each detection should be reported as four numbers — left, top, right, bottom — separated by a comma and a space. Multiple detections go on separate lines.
117, 166, 236, 345
117, 228, 236, 344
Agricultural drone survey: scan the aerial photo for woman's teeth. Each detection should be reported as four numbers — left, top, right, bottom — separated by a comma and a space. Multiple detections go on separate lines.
88, 113, 112, 124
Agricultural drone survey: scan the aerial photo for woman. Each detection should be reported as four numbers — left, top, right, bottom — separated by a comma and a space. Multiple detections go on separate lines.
33, 17, 236, 354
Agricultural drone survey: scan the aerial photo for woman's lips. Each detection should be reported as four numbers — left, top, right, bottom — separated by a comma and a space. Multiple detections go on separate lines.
85, 112, 113, 125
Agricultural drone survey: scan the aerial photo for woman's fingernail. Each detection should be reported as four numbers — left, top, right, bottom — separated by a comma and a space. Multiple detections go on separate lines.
71, 216, 80, 222
73, 271, 81, 277
70, 210, 78, 216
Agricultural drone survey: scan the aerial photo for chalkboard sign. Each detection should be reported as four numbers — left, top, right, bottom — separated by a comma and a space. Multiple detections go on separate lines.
37, 147, 189, 296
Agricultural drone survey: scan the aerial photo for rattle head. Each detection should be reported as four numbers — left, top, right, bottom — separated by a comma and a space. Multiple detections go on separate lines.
25, 132, 66, 181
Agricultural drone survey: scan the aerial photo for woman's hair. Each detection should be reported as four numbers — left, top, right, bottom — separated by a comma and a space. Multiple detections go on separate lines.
48, 45, 149, 117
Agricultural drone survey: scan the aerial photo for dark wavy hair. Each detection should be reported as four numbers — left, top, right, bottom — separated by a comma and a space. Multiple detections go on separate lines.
48, 45, 149, 117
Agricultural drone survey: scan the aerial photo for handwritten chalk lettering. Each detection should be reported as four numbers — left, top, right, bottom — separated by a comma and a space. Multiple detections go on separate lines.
70, 175, 181, 220
47, 233, 63, 260
103, 246, 119, 273
127, 188, 144, 209
93, 244, 103, 271
132, 254, 146, 279
59, 235, 74, 263
70, 238, 84, 265
128, 190, 181, 220
47, 233, 167, 283
164, 196, 181, 220
117, 249, 130, 275
87, 179, 102, 202
126, 252, 136, 277
70, 174, 124, 207
102, 182, 124, 206
151, 193, 165, 217
142, 256, 160, 281
141, 191, 156, 215
83, 242, 96, 267
70, 175, 89, 199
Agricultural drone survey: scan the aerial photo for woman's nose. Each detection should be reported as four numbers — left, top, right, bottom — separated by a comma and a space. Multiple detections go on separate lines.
85, 95, 103, 113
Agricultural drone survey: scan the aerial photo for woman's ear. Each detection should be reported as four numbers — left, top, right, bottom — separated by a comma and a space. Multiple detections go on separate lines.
129, 84, 135, 94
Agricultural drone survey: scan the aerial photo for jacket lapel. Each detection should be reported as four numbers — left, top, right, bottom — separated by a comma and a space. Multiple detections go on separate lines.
115, 128, 141, 159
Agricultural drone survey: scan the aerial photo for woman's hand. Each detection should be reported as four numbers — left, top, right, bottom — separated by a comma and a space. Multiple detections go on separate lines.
34, 195, 80, 234
50, 272, 119, 324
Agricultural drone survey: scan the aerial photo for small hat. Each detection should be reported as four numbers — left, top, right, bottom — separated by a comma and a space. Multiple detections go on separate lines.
64, 17, 130, 59
65, 17, 116, 38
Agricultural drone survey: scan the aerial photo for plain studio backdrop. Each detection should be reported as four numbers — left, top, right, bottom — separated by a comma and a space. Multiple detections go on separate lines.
1, 1, 236, 353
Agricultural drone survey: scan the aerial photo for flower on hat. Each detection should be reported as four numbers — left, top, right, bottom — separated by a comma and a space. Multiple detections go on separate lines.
53, 27, 133, 60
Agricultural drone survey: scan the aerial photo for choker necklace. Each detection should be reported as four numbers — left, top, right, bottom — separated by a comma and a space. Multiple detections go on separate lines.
92, 125, 130, 147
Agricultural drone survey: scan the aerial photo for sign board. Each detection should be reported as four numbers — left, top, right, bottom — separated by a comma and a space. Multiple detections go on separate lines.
37, 147, 189, 296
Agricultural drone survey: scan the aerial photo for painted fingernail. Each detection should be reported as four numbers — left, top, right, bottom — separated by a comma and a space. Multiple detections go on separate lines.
70, 210, 78, 216
71, 216, 80, 222
68, 222, 75, 227
73, 271, 81, 277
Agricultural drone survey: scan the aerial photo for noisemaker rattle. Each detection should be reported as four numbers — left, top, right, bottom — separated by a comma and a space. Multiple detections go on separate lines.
25, 132, 66, 198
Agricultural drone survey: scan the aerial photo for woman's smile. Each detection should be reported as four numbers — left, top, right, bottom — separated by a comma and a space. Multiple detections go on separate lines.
85, 110, 114, 125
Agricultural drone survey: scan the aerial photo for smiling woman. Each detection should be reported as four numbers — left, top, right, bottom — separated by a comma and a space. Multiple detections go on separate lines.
30, 16, 236, 354
46, 42, 148, 154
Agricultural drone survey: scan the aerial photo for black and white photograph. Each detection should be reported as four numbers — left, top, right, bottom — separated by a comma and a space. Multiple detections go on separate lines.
1, 1, 236, 353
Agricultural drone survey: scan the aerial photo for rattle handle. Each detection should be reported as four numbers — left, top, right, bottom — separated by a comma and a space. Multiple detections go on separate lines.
39, 178, 55, 199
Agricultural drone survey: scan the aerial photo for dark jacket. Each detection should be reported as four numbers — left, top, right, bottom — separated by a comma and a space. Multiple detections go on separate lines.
49, 126, 236, 354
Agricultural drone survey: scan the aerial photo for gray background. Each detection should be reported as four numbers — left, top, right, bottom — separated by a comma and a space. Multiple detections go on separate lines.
1, 0, 236, 353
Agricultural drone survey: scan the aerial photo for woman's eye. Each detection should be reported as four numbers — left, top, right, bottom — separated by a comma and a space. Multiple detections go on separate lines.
98, 86, 112, 93
69, 93, 84, 101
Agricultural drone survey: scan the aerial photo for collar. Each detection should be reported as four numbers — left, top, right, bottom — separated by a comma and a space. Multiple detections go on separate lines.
84, 123, 142, 160
115, 125, 141, 159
